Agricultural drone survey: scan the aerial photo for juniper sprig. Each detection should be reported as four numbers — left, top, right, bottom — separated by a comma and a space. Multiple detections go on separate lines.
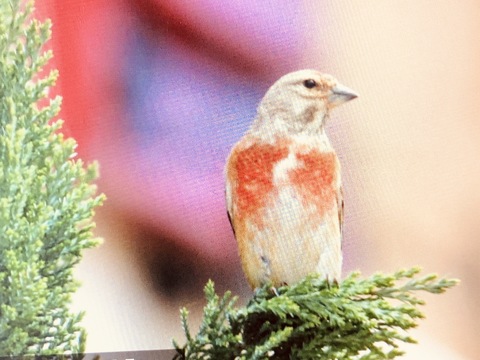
173, 267, 458, 359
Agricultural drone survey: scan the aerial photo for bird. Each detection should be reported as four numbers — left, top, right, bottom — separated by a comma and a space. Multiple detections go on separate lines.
225, 69, 357, 289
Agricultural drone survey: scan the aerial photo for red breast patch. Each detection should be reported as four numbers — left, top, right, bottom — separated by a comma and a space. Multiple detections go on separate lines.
289, 150, 338, 217
233, 142, 289, 220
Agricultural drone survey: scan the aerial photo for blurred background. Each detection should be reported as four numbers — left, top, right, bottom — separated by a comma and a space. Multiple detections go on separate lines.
37, 1, 479, 359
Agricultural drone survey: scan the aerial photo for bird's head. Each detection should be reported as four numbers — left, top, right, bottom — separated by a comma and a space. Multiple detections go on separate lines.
253, 69, 358, 136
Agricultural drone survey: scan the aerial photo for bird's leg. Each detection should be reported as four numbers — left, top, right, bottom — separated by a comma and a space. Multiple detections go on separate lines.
270, 282, 288, 296
324, 276, 339, 290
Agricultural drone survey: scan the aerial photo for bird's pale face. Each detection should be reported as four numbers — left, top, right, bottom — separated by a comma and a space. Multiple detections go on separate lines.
253, 70, 357, 136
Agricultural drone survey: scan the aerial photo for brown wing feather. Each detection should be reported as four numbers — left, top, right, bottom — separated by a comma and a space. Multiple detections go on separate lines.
338, 186, 344, 238
227, 206, 235, 236
225, 149, 237, 237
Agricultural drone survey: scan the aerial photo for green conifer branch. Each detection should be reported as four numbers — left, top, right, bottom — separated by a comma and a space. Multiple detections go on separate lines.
173, 267, 458, 359
0, 0, 104, 355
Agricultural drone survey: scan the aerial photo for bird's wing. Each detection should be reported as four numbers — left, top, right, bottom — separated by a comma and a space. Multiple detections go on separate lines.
337, 186, 344, 237
225, 179, 235, 235
225, 152, 236, 235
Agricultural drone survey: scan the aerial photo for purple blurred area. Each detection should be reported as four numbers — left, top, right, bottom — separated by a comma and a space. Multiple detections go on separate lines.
40, 0, 318, 264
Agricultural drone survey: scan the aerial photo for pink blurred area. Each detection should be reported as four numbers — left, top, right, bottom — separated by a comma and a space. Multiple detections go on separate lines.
37, 0, 315, 262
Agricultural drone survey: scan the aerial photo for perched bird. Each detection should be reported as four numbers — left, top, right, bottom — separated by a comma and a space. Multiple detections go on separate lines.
225, 69, 357, 289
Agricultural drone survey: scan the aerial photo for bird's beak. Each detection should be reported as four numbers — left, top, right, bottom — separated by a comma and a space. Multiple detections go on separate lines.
328, 83, 358, 107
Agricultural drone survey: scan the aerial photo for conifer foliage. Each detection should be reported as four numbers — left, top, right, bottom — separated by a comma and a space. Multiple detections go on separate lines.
174, 268, 457, 359
0, 0, 103, 355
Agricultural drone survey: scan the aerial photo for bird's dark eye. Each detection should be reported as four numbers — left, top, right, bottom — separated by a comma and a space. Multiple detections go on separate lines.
303, 79, 317, 89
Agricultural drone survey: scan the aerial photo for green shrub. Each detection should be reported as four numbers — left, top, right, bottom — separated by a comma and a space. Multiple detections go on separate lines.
0, 0, 104, 355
